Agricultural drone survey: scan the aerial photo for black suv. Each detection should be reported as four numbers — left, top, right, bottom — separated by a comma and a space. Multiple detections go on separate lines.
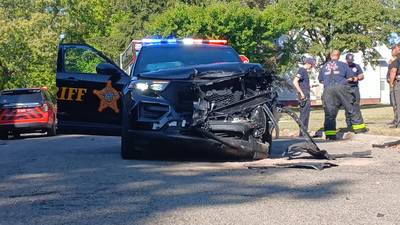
56, 39, 277, 159
121, 40, 276, 159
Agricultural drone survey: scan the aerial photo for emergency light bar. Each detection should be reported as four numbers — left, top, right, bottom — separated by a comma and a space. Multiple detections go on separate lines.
140, 38, 228, 45
119, 38, 228, 74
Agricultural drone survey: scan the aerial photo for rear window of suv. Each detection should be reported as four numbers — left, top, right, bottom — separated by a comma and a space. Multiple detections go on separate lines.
0, 90, 43, 104
133, 45, 241, 75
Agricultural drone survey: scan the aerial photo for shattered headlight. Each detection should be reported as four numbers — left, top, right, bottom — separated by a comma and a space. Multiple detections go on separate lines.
192, 98, 210, 126
129, 79, 170, 92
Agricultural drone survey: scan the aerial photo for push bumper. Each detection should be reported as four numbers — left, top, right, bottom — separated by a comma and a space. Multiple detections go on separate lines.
127, 129, 257, 159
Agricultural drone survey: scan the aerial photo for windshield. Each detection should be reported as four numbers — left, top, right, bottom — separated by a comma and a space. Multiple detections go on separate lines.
0, 90, 43, 105
133, 45, 241, 75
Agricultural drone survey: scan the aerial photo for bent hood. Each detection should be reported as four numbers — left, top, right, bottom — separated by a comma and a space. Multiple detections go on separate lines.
137, 62, 266, 80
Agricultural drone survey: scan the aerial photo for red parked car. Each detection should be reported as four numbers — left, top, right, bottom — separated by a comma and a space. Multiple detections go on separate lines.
0, 88, 57, 139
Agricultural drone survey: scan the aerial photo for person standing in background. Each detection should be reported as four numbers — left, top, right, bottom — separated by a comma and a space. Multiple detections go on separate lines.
387, 47, 398, 125
389, 43, 400, 128
318, 50, 367, 140
345, 53, 365, 129
293, 58, 315, 136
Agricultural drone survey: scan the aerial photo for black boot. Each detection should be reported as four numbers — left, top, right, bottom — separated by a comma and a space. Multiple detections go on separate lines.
354, 128, 368, 134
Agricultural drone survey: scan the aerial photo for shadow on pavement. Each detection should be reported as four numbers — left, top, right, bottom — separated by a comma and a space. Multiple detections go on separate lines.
0, 135, 350, 225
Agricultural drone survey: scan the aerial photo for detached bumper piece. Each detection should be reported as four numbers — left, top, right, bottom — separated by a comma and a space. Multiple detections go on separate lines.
279, 107, 371, 160
198, 128, 269, 159
372, 140, 400, 148
248, 162, 339, 171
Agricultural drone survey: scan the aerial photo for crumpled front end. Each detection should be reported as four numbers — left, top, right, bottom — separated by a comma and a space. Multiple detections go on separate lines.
190, 65, 277, 159
123, 63, 277, 159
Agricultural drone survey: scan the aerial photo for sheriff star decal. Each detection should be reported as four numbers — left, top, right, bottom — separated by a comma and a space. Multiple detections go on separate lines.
93, 81, 120, 113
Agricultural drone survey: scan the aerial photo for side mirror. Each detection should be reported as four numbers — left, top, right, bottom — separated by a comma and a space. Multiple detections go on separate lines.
96, 63, 121, 77
239, 55, 250, 63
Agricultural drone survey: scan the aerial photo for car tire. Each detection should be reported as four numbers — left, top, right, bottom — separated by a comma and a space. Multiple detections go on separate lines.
263, 127, 273, 153
120, 103, 142, 159
0, 131, 8, 140
252, 130, 272, 160
47, 118, 57, 137
252, 106, 272, 158
121, 134, 141, 159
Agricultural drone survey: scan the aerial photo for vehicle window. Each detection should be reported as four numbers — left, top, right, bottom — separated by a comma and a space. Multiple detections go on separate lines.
145, 61, 184, 72
64, 47, 106, 74
0, 90, 43, 104
134, 45, 241, 75
120, 43, 138, 73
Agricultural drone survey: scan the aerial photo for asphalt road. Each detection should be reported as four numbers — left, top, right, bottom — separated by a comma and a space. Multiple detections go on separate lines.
1, 134, 400, 225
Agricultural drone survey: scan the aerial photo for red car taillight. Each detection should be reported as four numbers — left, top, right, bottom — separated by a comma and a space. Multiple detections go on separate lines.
239, 55, 250, 63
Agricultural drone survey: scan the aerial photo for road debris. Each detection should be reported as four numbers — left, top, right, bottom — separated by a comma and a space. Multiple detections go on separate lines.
286, 142, 372, 160
275, 107, 372, 163
372, 140, 400, 148
277, 107, 334, 160
248, 162, 338, 171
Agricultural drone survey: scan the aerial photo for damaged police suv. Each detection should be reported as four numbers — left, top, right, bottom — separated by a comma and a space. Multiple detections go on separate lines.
56, 39, 277, 160
121, 39, 277, 159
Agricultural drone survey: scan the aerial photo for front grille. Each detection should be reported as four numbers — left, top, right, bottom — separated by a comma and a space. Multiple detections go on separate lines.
138, 103, 169, 121
205, 89, 242, 108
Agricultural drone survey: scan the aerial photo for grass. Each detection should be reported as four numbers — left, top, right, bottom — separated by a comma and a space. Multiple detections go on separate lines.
278, 105, 400, 137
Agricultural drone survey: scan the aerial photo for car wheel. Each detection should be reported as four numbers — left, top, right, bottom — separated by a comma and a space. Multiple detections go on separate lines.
121, 134, 142, 159
0, 131, 8, 140
251, 106, 272, 159
120, 103, 142, 159
263, 126, 273, 153
47, 118, 57, 137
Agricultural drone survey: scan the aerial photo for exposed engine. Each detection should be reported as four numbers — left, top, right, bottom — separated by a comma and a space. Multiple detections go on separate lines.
191, 66, 277, 159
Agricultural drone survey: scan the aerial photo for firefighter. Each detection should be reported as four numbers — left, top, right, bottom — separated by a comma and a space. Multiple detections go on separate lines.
344, 53, 365, 129
387, 46, 399, 125
293, 58, 315, 136
389, 43, 400, 128
318, 50, 367, 140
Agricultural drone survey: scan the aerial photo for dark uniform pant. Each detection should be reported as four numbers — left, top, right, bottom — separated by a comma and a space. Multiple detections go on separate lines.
393, 83, 400, 126
345, 85, 362, 128
299, 92, 311, 136
390, 87, 398, 123
323, 84, 366, 138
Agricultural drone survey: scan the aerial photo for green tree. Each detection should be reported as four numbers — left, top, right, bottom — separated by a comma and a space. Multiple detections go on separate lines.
145, 2, 291, 70
381, 0, 400, 39
0, 0, 62, 91
60, 0, 182, 59
0, 0, 191, 91
1, 0, 397, 92
240, 0, 276, 9
275, 0, 393, 63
